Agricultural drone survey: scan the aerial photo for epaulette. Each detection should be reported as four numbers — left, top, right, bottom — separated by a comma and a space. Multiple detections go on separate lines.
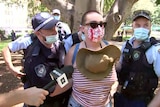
154, 43, 160, 46
31, 45, 40, 56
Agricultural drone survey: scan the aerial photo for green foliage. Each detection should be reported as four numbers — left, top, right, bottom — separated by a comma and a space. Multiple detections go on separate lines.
124, 0, 160, 25
0, 0, 49, 19
0, 40, 10, 52
1, 0, 26, 7
28, 0, 49, 19
152, 6, 160, 24
132, 0, 155, 13
103, 0, 114, 13
155, 0, 160, 4
2, 0, 160, 29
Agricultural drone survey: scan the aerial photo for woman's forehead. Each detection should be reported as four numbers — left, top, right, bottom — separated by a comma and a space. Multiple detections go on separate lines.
85, 12, 103, 22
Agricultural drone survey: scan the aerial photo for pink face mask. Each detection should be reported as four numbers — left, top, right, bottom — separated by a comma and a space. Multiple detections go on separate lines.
87, 26, 104, 42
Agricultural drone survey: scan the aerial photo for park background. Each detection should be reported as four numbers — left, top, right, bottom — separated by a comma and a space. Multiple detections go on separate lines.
0, 0, 160, 106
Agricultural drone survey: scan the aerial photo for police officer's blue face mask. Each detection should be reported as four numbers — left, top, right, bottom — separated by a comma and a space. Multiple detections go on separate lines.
133, 28, 149, 41
45, 34, 59, 44
53, 16, 60, 20
81, 33, 85, 41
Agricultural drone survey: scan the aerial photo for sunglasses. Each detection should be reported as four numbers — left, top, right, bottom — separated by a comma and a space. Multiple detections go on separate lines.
85, 21, 106, 29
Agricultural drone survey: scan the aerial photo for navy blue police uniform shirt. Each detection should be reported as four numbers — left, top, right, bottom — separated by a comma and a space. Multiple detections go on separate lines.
24, 40, 60, 89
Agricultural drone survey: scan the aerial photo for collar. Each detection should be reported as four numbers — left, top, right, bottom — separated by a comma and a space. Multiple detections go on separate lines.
128, 36, 150, 47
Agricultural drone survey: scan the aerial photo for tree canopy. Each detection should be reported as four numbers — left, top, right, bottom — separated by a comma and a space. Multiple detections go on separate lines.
1, 0, 160, 40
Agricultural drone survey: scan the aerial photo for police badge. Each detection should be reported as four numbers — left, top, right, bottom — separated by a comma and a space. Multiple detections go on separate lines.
132, 50, 141, 61
35, 64, 47, 77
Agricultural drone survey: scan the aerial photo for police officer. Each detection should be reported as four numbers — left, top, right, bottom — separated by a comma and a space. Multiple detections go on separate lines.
2, 9, 72, 79
52, 9, 71, 41
114, 10, 160, 107
63, 25, 84, 53
23, 12, 71, 107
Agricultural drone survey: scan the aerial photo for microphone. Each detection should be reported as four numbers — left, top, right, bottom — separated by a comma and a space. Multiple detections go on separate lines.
37, 66, 74, 107
43, 65, 74, 90
43, 80, 56, 90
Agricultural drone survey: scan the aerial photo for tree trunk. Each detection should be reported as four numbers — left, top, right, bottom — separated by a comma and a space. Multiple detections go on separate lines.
104, 0, 138, 40
40, 0, 73, 26
40, 0, 138, 40
72, 0, 104, 32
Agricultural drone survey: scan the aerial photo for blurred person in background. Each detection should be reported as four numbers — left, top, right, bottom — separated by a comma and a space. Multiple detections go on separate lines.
11, 30, 16, 41
52, 9, 71, 41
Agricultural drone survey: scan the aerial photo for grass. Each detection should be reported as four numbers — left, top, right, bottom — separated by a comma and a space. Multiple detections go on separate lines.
112, 34, 131, 42
0, 35, 22, 52
123, 35, 131, 41
0, 39, 11, 52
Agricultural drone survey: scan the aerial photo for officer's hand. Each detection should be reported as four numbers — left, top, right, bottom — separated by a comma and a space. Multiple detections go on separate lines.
23, 87, 49, 106
10, 66, 26, 78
